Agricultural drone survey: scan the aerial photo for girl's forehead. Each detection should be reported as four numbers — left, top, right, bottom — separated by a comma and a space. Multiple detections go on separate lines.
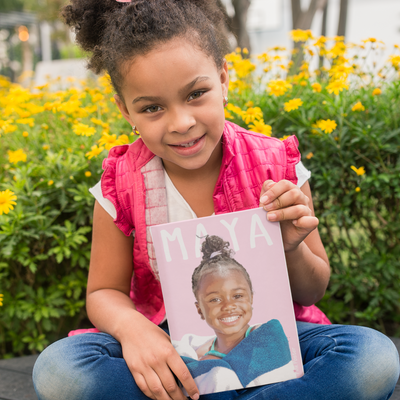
121, 38, 219, 94
200, 268, 250, 288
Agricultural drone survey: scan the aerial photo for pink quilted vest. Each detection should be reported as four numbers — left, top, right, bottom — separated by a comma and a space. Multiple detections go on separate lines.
69, 121, 330, 336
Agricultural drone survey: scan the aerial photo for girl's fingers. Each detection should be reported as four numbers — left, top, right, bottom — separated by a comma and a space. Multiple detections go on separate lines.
266, 204, 312, 222
261, 188, 308, 211
168, 354, 199, 400
260, 180, 300, 206
142, 367, 179, 400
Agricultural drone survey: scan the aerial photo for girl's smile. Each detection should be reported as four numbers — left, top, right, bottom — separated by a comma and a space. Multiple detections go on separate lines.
115, 38, 229, 177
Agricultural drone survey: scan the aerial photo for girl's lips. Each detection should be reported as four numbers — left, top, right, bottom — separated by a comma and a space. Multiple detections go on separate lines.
168, 134, 206, 156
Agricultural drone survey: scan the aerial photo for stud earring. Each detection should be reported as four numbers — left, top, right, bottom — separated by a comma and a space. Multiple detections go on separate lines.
132, 125, 139, 135
223, 96, 228, 107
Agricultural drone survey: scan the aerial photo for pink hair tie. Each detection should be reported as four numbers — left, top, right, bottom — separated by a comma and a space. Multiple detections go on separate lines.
116, 0, 131, 2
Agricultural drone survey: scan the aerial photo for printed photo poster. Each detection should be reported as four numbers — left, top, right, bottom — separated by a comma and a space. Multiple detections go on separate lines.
150, 207, 304, 395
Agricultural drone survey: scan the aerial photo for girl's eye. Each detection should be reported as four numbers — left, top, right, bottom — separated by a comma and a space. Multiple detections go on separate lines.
234, 294, 243, 299
210, 298, 221, 303
144, 105, 162, 113
188, 91, 205, 101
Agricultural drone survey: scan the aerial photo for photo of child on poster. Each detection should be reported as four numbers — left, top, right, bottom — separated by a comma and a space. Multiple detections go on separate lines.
150, 208, 303, 395
173, 235, 296, 394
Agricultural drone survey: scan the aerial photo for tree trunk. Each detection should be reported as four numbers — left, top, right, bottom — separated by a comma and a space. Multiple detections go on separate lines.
337, 0, 349, 37
231, 0, 251, 53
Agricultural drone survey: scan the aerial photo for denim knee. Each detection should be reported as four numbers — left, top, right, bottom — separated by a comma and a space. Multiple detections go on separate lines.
351, 327, 399, 400
33, 336, 91, 400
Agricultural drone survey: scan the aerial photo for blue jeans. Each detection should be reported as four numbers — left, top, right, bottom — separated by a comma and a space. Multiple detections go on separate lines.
33, 322, 399, 400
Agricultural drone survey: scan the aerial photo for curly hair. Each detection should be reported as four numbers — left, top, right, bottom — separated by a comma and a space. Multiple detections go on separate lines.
192, 235, 253, 298
62, 0, 229, 99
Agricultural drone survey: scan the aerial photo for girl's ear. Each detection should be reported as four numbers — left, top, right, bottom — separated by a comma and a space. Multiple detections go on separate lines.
114, 94, 134, 126
195, 302, 205, 320
220, 59, 229, 98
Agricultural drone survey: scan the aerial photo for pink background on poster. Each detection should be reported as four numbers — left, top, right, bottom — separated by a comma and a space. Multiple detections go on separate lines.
151, 207, 303, 378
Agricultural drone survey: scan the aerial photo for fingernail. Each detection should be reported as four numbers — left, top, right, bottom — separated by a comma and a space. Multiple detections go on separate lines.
191, 394, 199, 400
267, 213, 277, 221
260, 194, 269, 204
263, 203, 274, 211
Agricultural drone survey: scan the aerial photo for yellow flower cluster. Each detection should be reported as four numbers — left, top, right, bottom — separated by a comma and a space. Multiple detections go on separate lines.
0, 293, 3, 306
8, 149, 27, 164
268, 80, 292, 97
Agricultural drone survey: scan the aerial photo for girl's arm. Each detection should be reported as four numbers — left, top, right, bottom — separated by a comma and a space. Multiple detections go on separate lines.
259, 180, 330, 306
87, 201, 199, 400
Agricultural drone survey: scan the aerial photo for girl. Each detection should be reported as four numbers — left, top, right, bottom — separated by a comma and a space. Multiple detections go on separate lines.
32, 0, 399, 399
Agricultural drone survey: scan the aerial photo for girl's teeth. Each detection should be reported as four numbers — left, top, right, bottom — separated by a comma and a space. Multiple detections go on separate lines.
220, 316, 240, 323
179, 139, 196, 148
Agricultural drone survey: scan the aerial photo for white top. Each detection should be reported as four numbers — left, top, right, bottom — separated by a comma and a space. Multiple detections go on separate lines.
89, 161, 311, 222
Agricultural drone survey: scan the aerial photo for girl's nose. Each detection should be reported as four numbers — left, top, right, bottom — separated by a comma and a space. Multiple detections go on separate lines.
221, 299, 236, 310
167, 106, 196, 135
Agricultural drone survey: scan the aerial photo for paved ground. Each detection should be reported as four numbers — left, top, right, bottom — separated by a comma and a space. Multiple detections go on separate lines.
1, 338, 400, 400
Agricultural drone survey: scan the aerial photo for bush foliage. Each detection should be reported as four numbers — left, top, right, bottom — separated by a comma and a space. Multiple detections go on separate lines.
1, 33, 400, 358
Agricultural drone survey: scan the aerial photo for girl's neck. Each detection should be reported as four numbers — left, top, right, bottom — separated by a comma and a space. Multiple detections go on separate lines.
162, 140, 223, 218
214, 325, 250, 355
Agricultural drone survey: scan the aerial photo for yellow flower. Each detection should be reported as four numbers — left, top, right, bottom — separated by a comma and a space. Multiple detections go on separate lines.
306, 152, 314, 159
0, 293, 3, 306
351, 165, 365, 176
311, 83, 322, 93
329, 64, 352, 80
284, 98, 303, 112
355, 187, 361, 192
16, 117, 35, 126
86, 145, 105, 159
363, 38, 377, 43
326, 79, 349, 95
267, 79, 292, 97
389, 54, 400, 67
0, 119, 17, 134
248, 120, 272, 136
290, 29, 314, 42
224, 109, 233, 119
242, 48, 249, 55
317, 119, 337, 134
245, 101, 254, 108
300, 80, 307, 87
85, 171, 92, 177
372, 88, 382, 96
22, 131, 29, 137
48, 180, 54, 186
241, 107, 263, 124
116, 134, 129, 145
73, 122, 96, 137
0, 189, 17, 215
226, 103, 244, 116
8, 149, 27, 164
352, 101, 365, 112
42, 145, 50, 150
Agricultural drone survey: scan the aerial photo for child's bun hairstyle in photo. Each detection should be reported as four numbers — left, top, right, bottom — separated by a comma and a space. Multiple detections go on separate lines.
62, 0, 229, 99
192, 235, 253, 298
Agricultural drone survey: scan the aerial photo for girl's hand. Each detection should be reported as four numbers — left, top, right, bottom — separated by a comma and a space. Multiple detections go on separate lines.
259, 179, 319, 252
121, 315, 199, 400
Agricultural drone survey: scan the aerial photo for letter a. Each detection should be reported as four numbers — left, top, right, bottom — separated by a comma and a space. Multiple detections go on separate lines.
250, 214, 273, 248
160, 228, 188, 262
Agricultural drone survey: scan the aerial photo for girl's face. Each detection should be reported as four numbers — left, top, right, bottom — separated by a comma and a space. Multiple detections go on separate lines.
115, 38, 229, 174
195, 269, 253, 337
